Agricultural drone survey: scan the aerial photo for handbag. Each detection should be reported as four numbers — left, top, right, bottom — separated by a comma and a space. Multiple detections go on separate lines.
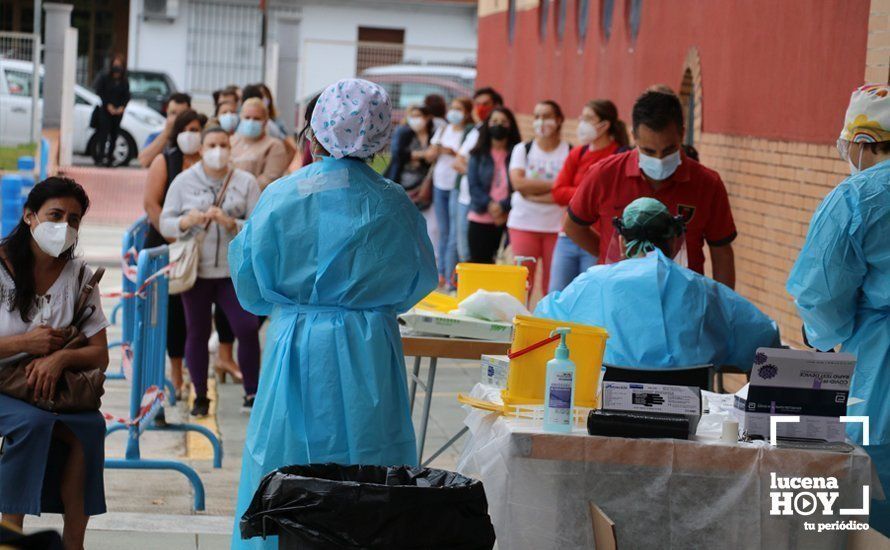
0, 264, 107, 413
89, 105, 101, 129
167, 170, 234, 295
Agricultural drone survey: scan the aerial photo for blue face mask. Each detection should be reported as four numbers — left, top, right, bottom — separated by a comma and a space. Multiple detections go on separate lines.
237, 119, 263, 139
639, 150, 681, 181
219, 113, 239, 133
446, 109, 464, 125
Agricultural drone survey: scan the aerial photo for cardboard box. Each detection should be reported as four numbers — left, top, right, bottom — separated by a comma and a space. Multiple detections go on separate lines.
480, 354, 510, 388
398, 309, 513, 341
731, 348, 855, 442
601, 381, 701, 416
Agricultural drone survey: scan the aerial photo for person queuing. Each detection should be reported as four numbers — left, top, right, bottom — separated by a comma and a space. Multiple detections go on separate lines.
467, 107, 522, 263
229, 78, 437, 550
213, 86, 240, 113
0, 178, 109, 549
508, 100, 571, 295
216, 100, 239, 136
428, 97, 474, 289
424, 93, 448, 131
231, 98, 290, 191
160, 128, 262, 416
537, 197, 778, 382
787, 84, 890, 536
549, 99, 629, 292
143, 109, 207, 399
138, 93, 192, 168
241, 83, 298, 164
92, 53, 130, 167
565, 90, 737, 288
385, 105, 435, 207
454, 87, 505, 262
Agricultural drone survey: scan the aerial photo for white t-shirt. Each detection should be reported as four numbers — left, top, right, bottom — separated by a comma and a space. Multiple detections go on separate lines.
507, 140, 570, 233
0, 259, 109, 345
431, 124, 465, 191
457, 127, 481, 205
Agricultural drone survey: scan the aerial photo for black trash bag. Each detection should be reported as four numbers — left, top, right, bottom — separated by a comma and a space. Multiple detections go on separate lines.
0, 522, 63, 550
241, 463, 496, 550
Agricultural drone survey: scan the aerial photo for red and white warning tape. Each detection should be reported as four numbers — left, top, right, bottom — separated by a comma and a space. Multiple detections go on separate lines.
121, 247, 139, 284
103, 384, 165, 430
102, 262, 176, 300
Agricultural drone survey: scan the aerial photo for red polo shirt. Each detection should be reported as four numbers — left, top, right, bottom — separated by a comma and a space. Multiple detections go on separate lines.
567, 149, 737, 274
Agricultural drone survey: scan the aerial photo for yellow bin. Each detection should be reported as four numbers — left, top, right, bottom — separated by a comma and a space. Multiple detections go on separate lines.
503, 315, 609, 408
455, 263, 529, 304
415, 291, 460, 314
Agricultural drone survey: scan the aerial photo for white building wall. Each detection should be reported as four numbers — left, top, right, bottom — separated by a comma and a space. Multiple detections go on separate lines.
128, 0, 191, 91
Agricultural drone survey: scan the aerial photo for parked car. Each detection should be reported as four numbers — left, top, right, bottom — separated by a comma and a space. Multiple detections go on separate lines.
0, 59, 165, 167
361, 64, 476, 123
127, 70, 177, 114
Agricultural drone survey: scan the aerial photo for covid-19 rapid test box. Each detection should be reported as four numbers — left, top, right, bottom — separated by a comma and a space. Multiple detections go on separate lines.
732, 348, 855, 442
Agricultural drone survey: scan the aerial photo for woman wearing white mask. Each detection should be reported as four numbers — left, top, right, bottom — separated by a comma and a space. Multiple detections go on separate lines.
508, 100, 571, 298
427, 97, 474, 289
0, 178, 110, 549
231, 98, 289, 191
549, 99, 629, 292
143, 109, 205, 397
160, 128, 261, 416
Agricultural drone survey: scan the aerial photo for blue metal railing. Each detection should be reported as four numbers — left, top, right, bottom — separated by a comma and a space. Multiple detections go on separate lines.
104, 245, 223, 512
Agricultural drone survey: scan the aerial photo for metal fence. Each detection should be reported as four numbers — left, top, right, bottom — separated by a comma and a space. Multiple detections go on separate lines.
0, 30, 41, 146
185, 0, 299, 94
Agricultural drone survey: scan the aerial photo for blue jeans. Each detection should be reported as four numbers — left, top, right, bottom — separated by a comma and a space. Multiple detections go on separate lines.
433, 186, 459, 285
457, 200, 471, 264
548, 234, 598, 293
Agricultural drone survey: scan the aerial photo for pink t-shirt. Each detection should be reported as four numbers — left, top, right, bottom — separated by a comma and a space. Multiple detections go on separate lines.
468, 149, 509, 225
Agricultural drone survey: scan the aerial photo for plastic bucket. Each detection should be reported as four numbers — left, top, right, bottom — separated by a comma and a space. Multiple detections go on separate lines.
455, 263, 529, 304
415, 291, 460, 314
503, 315, 609, 408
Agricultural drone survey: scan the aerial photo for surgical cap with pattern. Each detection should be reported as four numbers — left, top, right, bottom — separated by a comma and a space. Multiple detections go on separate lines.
311, 78, 393, 159
840, 84, 890, 143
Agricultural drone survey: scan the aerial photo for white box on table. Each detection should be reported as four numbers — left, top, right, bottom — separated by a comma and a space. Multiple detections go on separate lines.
398, 309, 514, 341
731, 348, 855, 442
480, 354, 510, 388
601, 381, 701, 416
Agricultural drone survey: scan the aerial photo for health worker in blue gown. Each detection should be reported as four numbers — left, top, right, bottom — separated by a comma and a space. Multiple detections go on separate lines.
788, 84, 890, 536
536, 197, 779, 371
229, 78, 438, 549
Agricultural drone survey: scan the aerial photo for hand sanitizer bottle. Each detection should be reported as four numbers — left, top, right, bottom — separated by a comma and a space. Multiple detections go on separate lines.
543, 327, 575, 433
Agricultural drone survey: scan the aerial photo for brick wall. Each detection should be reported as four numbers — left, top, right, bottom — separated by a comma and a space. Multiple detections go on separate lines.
697, 134, 849, 348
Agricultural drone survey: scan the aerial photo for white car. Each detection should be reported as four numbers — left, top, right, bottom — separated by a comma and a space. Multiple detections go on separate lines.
0, 59, 165, 166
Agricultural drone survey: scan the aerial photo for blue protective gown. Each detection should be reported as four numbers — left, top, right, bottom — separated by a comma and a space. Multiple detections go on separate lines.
535, 250, 780, 370
228, 156, 437, 549
787, 160, 890, 535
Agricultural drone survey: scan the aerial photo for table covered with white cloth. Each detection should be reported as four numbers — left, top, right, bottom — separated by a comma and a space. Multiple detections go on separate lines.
457, 387, 882, 550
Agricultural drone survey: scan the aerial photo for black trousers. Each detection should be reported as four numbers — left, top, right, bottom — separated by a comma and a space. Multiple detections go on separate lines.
96, 111, 122, 164
167, 294, 186, 359
214, 305, 235, 345
468, 221, 505, 264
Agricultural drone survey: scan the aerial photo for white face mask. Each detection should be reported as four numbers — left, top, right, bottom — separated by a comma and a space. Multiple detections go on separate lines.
407, 116, 426, 132
176, 131, 201, 155
203, 146, 230, 171
533, 118, 558, 137
577, 120, 607, 144
639, 150, 682, 181
30, 216, 78, 258
849, 145, 864, 175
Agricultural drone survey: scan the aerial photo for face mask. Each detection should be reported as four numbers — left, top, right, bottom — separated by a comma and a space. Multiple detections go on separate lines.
218, 112, 239, 133
176, 131, 201, 155
475, 104, 494, 122
639, 150, 681, 181
407, 116, 426, 132
203, 146, 230, 171
577, 120, 607, 144
533, 118, 558, 137
237, 119, 263, 139
488, 124, 509, 141
30, 217, 78, 258
446, 109, 465, 125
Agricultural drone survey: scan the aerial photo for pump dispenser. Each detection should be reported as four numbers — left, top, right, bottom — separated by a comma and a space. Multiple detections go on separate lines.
543, 327, 576, 433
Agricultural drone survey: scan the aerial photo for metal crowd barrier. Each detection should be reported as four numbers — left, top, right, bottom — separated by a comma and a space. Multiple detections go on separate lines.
105, 245, 223, 512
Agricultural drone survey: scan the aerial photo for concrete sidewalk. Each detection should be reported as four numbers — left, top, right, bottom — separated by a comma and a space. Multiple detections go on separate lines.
22, 222, 479, 548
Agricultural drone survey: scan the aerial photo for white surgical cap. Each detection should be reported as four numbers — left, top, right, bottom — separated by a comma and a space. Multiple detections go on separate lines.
311, 78, 392, 159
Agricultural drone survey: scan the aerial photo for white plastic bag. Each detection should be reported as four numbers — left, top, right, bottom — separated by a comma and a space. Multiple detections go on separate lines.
454, 290, 530, 323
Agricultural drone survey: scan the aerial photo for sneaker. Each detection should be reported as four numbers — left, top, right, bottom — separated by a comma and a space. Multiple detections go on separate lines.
191, 396, 211, 417
241, 395, 255, 413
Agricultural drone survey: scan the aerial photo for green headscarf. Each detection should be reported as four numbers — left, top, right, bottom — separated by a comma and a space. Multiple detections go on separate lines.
620, 197, 683, 258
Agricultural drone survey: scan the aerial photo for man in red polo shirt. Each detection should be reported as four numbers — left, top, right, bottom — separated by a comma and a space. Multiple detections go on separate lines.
565, 90, 737, 288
